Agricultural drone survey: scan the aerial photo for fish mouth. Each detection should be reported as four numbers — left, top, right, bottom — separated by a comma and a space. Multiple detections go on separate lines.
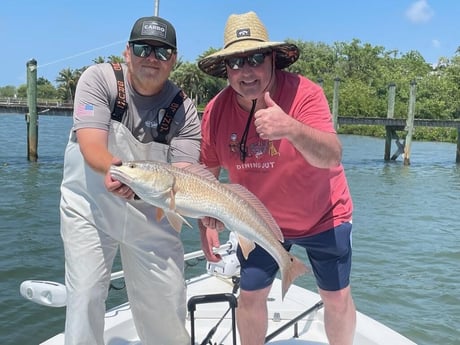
109, 165, 141, 200
109, 165, 132, 185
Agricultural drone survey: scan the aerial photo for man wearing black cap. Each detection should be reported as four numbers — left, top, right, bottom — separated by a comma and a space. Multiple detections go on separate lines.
60, 15, 200, 345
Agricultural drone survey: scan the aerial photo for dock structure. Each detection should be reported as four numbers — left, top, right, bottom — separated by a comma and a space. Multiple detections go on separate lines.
338, 116, 460, 164
0, 100, 73, 116
332, 80, 460, 164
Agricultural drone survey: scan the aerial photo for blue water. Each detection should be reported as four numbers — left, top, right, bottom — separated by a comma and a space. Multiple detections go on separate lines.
0, 114, 459, 345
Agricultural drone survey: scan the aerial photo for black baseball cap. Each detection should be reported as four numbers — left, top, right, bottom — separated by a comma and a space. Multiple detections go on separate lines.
129, 16, 177, 49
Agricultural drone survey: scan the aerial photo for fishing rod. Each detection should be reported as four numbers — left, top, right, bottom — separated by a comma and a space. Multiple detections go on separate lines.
20, 236, 237, 308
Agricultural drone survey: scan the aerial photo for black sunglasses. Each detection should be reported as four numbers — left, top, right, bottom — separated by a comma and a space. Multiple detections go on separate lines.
225, 52, 270, 70
131, 43, 174, 61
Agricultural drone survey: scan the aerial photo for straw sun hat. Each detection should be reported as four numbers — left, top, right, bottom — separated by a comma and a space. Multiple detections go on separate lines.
198, 11, 299, 78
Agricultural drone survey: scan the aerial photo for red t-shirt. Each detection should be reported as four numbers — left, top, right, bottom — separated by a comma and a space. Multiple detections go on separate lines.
201, 70, 353, 238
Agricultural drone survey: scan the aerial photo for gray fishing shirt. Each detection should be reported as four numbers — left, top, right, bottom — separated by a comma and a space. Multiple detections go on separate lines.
72, 62, 201, 163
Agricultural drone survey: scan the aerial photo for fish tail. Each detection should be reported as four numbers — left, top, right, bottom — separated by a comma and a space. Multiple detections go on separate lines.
281, 254, 309, 300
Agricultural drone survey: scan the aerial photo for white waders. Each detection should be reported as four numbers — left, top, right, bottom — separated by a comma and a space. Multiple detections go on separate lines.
60, 122, 190, 345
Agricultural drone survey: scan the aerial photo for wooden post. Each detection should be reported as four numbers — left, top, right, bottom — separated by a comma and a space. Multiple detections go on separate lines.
384, 83, 396, 161
26, 59, 38, 162
332, 77, 340, 131
404, 80, 417, 165
456, 128, 460, 164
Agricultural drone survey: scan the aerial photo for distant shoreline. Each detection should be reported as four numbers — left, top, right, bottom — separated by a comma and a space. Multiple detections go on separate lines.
0, 105, 72, 116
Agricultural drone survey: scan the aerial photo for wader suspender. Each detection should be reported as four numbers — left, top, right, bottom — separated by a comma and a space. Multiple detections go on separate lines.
109, 62, 186, 144
110, 62, 127, 122
156, 89, 186, 144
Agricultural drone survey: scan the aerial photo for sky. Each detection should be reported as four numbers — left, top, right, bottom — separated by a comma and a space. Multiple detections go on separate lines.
1, 0, 459, 87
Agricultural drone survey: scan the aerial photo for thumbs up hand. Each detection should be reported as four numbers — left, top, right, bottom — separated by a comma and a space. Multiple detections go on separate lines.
254, 92, 294, 141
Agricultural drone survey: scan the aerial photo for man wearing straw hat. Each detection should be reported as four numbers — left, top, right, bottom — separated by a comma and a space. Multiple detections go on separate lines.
198, 11, 356, 345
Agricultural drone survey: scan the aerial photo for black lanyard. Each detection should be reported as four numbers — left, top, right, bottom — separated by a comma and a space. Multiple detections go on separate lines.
239, 99, 257, 163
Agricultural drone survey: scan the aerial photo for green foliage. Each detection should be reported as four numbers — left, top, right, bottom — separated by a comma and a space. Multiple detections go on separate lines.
0, 85, 17, 98
338, 125, 387, 138
337, 79, 382, 117
36, 77, 58, 100
412, 127, 458, 142
17, 84, 27, 98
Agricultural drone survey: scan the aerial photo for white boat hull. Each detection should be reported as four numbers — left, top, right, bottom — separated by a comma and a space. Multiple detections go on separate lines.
40, 272, 416, 345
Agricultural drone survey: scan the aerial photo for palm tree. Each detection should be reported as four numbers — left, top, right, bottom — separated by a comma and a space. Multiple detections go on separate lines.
171, 62, 205, 104
93, 56, 106, 64
108, 55, 124, 63
56, 68, 83, 102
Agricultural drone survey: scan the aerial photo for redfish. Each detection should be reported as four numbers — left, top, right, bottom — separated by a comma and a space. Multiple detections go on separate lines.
109, 161, 308, 298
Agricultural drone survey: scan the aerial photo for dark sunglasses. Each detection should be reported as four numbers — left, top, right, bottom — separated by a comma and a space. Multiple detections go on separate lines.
225, 52, 270, 70
131, 43, 174, 61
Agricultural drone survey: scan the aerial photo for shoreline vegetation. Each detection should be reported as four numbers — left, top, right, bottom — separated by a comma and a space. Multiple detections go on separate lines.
2, 38, 460, 144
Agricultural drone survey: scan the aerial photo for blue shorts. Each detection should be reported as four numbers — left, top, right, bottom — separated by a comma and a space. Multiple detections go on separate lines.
236, 222, 353, 292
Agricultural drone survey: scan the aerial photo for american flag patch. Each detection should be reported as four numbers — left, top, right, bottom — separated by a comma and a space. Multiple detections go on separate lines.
76, 104, 94, 117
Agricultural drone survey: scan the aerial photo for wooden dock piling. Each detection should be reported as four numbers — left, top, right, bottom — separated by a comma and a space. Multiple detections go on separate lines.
332, 77, 340, 131
457, 129, 460, 163
26, 59, 38, 162
384, 83, 396, 161
403, 80, 417, 165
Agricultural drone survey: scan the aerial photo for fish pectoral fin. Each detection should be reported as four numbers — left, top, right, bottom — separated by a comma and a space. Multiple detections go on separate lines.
165, 211, 192, 232
156, 207, 165, 222
169, 188, 176, 210
237, 234, 256, 260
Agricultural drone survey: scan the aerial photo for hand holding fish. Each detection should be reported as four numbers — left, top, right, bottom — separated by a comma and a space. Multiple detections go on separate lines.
105, 158, 135, 199
198, 221, 222, 263
201, 217, 225, 231
200, 217, 225, 262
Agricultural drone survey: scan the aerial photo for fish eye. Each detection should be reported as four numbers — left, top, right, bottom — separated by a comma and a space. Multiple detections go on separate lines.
128, 163, 135, 168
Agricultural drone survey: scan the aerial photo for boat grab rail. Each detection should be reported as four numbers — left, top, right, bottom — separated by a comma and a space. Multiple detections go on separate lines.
265, 301, 324, 343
